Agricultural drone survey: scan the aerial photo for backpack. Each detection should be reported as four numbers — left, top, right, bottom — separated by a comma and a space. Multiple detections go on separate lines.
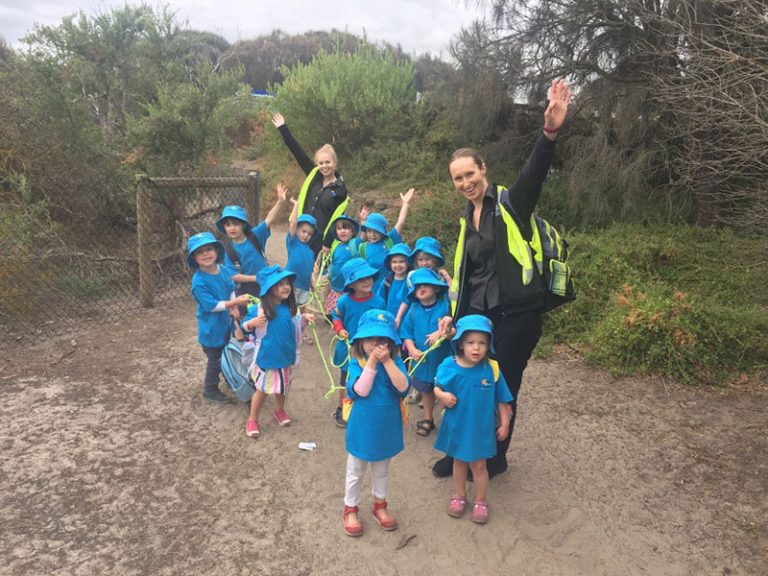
220, 227, 267, 270
381, 271, 395, 301
221, 336, 256, 403
532, 214, 575, 312
358, 236, 394, 260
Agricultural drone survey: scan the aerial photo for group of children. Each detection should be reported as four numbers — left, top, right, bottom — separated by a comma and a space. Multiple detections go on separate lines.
186, 183, 512, 534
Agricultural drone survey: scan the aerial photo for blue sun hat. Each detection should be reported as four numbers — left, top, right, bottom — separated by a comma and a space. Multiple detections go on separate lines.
342, 257, 380, 292
384, 243, 411, 267
296, 213, 317, 229
327, 214, 360, 241
451, 314, 495, 354
407, 267, 448, 302
216, 205, 250, 233
187, 231, 224, 269
361, 213, 388, 236
409, 236, 445, 267
351, 309, 401, 345
257, 264, 296, 297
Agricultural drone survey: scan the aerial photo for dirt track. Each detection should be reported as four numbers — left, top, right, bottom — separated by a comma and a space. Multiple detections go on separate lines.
2, 227, 766, 576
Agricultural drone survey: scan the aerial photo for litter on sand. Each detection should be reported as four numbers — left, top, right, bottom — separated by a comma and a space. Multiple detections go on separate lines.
298, 442, 317, 451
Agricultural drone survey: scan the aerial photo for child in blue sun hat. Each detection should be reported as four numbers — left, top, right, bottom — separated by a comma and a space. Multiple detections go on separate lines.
341, 308, 410, 537
375, 242, 411, 321
216, 183, 289, 299
433, 315, 512, 525
357, 187, 415, 290
240, 265, 315, 437
188, 232, 251, 403
329, 258, 386, 428
399, 268, 453, 437
322, 214, 361, 316
396, 236, 452, 327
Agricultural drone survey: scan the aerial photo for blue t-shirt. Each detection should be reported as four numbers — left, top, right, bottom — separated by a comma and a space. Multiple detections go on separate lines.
221, 221, 271, 276
191, 265, 236, 347
433, 357, 513, 462
399, 299, 451, 382
329, 239, 358, 292
361, 230, 402, 291
285, 233, 314, 291
242, 302, 300, 370
376, 275, 408, 319
346, 356, 409, 462
331, 292, 386, 368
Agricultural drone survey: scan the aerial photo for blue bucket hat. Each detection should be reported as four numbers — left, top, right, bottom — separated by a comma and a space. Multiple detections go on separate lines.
407, 268, 448, 302
216, 205, 251, 233
409, 236, 445, 267
342, 257, 379, 292
257, 264, 296, 297
351, 309, 401, 345
327, 214, 360, 242
361, 213, 388, 236
296, 213, 317, 229
385, 243, 411, 267
187, 232, 224, 269
451, 314, 495, 354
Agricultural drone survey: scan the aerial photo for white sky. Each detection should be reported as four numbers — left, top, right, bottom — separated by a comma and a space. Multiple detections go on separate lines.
0, 0, 487, 57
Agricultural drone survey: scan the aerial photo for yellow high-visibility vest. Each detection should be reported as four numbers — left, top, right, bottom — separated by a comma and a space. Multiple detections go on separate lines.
296, 166, 350, 240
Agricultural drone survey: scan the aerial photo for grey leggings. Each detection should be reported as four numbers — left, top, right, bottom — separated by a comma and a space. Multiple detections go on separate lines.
202, 345, 225, 392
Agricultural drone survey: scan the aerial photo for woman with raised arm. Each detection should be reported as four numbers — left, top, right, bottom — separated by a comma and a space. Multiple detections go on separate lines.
433, 79, 572, 480
272, 113, 350, 257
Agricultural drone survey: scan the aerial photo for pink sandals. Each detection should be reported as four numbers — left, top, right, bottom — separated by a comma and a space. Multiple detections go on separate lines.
471, 501, 489, 524
447, 495, 467, 518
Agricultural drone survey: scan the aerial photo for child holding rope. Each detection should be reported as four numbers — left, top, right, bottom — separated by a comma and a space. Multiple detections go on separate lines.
330, 258, 386, 428
188, 232, 250, 403
342, 309, 410, 537
241, 265, 315, 437
433, 315, 512, 524
400, 268, 453, 436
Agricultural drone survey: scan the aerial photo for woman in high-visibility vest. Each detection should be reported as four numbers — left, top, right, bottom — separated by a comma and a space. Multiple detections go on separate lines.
272, 113, 350, 257
433, 79, 572, 481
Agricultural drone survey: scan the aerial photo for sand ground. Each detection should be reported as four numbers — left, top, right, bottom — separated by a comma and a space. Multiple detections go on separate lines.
1, 227, 766, 576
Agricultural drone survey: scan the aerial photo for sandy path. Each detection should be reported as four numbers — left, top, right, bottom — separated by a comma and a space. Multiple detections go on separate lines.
1, 227, 766, 576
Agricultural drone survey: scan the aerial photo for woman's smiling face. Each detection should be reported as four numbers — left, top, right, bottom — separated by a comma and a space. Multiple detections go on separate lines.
449, 156, 488, 204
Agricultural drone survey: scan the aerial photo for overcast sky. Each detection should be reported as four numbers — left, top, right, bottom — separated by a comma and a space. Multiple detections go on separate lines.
0, 0, 486, 57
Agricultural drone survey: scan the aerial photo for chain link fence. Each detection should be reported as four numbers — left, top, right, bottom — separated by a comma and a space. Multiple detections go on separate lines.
0, 169, 261, 344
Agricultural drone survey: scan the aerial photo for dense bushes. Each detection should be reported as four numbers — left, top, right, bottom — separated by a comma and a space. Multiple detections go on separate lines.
542, 224, 768, 383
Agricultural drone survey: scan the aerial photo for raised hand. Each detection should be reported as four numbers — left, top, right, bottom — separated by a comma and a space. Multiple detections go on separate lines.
272, 112, 285, 128
400, 187, 415, 205
544, 79, 571, 132
276, 182, 289, 202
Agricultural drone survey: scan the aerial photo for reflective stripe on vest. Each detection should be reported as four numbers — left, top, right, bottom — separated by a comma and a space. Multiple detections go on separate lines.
296, 166, 320, 216
495, 185, 543, 284
324, 197, 350, 240
449, 218, 466, 315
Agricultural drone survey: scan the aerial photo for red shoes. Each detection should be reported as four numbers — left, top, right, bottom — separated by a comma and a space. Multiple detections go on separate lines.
343, 505, 363, 537
372, 501, 398, 531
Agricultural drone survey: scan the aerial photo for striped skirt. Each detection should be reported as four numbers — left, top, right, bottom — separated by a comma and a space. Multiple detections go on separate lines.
250, 365, 293, 395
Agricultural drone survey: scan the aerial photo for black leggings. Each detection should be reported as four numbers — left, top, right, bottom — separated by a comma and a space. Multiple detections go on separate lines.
473, 307, 543, 467
202, 345, 225, 392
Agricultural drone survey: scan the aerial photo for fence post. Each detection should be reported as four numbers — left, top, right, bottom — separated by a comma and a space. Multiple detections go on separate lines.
246, 171, 261, 226
136, 174, 154, 308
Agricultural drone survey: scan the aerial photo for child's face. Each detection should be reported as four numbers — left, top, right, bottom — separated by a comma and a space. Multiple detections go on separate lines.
414, 283, 437, 304
362, 336, 390, 357
459, 331, 490, 364
350, 276, 374, 295
222, 218, 246, 239
297, 223, 315, 244
416, 252, 439, 269
271, 278, 293, 301
193, 244, 218, 268
389, 255, 408, 276
365, 229, 384, 243
336, 222, 354, 242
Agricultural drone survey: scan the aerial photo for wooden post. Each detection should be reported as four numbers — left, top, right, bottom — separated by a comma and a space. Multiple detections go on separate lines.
136, 174, 154, 308
246, 171, 260, 226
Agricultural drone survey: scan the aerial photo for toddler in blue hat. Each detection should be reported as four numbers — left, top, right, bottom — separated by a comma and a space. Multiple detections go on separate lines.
375, 242, 411, 322
396, 236, 452, 329
341, 309, 410, 537
357, 187, 415, 290
187, 232, 251, 403
286, 191, 318, 344
216, 183, 289, 300
322, 214, 361, 316
433, 315, 512, 525
240, 265, 315, 437
400, 268, 454, 436
329, 258, 386, 428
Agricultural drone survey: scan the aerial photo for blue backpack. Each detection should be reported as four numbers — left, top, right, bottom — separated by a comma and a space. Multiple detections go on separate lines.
221, 337, 255, 403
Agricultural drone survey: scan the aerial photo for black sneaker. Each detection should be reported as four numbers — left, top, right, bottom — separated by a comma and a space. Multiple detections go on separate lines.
203, 389, 231, 403
432, 455, 454, 478
334, 406, 347, 428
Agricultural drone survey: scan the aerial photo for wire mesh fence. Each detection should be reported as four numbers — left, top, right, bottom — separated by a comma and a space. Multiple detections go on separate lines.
0, 169, 261, 344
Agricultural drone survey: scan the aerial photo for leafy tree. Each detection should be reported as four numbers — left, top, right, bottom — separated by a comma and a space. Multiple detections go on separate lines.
272, 46, 416, 158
